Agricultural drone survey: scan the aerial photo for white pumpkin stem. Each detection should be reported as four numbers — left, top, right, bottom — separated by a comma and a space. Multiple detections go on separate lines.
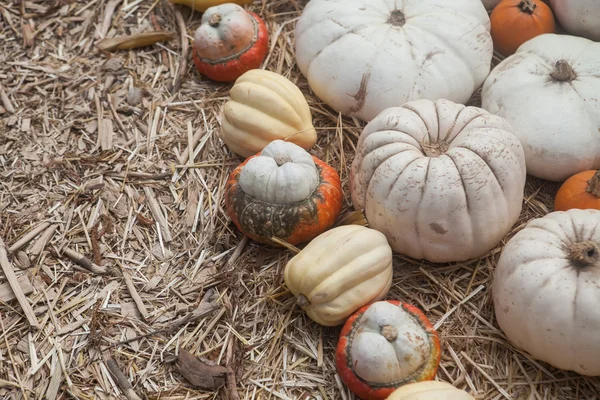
518, 0, 536, 13
274, 154, 293, 166
421, 142, 448, 158
568, 241, 600, 266
388, 10, 406, 27
587, 171, 600, 197
209, 13, 222, 27
550, 60, 577, 82
296, 294, 311, 307
381, 325, 398, 342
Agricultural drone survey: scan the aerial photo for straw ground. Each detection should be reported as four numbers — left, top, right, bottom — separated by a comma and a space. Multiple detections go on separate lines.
0, 1, 598, 399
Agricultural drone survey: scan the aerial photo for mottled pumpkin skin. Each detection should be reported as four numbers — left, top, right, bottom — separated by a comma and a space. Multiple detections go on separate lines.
225, 154, 343, 246
335, 301, 441, 400
192, 11, 268, 83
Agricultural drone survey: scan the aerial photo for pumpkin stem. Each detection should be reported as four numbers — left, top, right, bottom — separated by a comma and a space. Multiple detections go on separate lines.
388, 10, 406, 27
381, 325, 398, 342
518, 0, 536, 13
587, 171, 600, 197
296, 294, 310, 308
421, 142, 448, 158
273, 154, 293, 166
568, 241, 600, 266
208, 13, 222, 27
550, 60, 577, 82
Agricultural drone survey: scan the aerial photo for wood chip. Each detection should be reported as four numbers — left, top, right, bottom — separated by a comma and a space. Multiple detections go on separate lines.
120, 266, 149, 321
0, 83, 15, 114
27, 224, 58, 257
44, 354, 62, 400
8, 222, 51, 253
106, 358, 143, 400
143, 187, 172, 242
0, 237, 39, 328
98, 119, 114, 151
0, 274, 33, 302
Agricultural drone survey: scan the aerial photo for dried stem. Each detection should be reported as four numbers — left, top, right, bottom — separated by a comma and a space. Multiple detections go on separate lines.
171, 5, 189, 94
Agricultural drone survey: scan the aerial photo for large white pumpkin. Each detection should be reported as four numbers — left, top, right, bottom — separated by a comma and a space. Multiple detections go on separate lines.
481, 34, 600, 182
492, 209, 600, 376
350, 99, 526, 263
294, 0, 493, 122
549, 0, 600, 41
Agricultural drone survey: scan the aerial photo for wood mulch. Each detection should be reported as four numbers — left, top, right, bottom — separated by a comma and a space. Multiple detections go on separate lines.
0, 1, 598, 399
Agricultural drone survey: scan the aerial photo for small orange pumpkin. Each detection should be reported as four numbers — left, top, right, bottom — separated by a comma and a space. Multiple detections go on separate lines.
554, 170, 600, 211
225, 140, 343, 246
335, 300, 441, 400
192, 3, 268, 83
490, 0, 555, 56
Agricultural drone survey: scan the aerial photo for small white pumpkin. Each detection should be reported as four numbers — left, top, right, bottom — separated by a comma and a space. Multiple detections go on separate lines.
549, 0, 600, 41
225, 140, 343, 246
387, 381, 476, 400
239, 141, 319, 204
284, 224, 393, 326
336, 301, 441, 400
481, 33, 600, 182
221, 69, 317, 158
492, 208, 600, 376
294, 0, 493, 122
350, 98, 526, 263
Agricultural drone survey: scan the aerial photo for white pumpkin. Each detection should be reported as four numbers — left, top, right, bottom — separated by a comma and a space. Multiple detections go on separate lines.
239, 140, 319, 204
492, 208, 600, 376
225, 139, 343, 246
294, 0, 493, 122
284, 224, 393, 326
350, 99, 526, 263
336, 300, 441, 400
549, 0, 600, 41
387, 381, 476, 400
482, 34, 600, 182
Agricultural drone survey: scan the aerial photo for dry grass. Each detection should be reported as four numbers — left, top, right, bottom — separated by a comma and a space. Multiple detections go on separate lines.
0, 1, 598, 399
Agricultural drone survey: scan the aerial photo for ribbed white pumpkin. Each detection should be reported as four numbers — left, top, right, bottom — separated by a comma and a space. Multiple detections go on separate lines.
549, 0, 600, 41
284, 224, 393, 326
387, 381, 476, 400
294, 0, 493, 122
492, 209, 600, 376
482, 34, 600, 182
239, 140, 318, 204
350, 98, 526, 263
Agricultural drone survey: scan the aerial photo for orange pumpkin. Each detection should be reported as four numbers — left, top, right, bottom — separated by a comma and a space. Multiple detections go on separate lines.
192, 3, 268, 83
555, 170, 600, 211
336, 300, 441, 400
225, 140, 343, 246
490, 0, 555, 56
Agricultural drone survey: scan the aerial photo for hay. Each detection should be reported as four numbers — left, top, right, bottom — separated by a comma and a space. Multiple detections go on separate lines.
0, 1, 598, 399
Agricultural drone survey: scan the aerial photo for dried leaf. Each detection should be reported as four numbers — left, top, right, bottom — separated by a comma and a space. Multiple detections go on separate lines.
97, 31, 175, 52
176, 349, 228, 390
